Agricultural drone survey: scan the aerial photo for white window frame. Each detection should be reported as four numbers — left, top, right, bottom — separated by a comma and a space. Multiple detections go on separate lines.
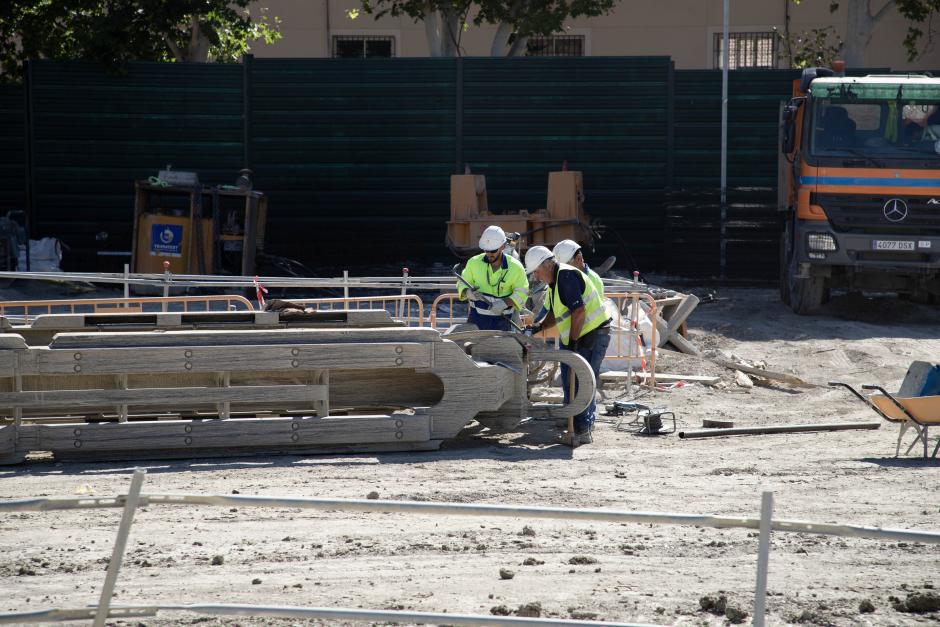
525, 29, 591, 57
330, 29, 401, 58
708, 27, 780, 70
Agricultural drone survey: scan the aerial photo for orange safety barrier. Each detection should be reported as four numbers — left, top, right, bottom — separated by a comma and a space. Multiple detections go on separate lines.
0, 295, 255, 322
605, 292, 657, 389
292, 295, 426, 327
429, 293, 465, 330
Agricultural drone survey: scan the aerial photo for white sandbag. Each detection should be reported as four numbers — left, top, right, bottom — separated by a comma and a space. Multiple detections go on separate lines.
602, 298, 656, 373
18, 238, 63, 272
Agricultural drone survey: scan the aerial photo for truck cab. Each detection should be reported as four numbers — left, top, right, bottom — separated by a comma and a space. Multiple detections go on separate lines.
780, 67, 940, 313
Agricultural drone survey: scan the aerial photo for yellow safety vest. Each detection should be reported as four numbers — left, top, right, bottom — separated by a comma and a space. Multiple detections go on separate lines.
458, 252, 529, 312
585, 266, 604, 299
547, 263, 607, 345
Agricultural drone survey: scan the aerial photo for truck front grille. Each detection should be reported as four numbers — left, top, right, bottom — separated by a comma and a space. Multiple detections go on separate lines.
855, 251, 931, 263
814, 193, 940, 235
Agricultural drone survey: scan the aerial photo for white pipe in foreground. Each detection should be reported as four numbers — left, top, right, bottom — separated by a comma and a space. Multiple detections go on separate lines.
0, 603, 660, 626
92, 469, 145, 627
2, 493, 939, 545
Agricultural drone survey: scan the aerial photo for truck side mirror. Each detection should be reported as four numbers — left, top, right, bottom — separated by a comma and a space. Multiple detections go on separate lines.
780, 98, 805, 154
799, 67, 835, 93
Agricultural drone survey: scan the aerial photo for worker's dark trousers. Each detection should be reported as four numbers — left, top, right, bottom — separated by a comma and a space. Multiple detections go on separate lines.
561, 327, 610, 434
467, 309, 511, 331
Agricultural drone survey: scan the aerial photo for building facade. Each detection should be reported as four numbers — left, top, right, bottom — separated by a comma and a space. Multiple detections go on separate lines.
250, 0, 939, 70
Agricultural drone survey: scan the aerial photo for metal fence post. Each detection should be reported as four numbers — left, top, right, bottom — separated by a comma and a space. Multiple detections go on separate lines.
455, 56, 464, 174
162, 261, 171, 311
243, 53, 253, 172
23, 60, 35, 272
753, 491, 774, 627
93, 469, 146, 627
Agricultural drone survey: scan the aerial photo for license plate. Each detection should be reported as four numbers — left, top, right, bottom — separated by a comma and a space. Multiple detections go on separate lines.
872, 240, 915, 251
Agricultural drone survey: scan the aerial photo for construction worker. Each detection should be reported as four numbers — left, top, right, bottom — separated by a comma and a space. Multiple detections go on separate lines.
458, 225, 529, 332
524, 245, 610, 444
552, 240, 604, 298
549, 240, 607, 414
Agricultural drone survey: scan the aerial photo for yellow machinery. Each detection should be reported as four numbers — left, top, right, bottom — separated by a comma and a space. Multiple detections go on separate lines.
131, 180, 267, 276
445, 168, 596, 257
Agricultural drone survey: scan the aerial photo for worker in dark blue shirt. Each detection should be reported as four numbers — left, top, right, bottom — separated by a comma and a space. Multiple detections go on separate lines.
525, 246, 610, 445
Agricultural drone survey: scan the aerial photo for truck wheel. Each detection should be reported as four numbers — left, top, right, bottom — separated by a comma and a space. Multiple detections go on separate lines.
779, 232, 791, 306
788, 249, 827, 315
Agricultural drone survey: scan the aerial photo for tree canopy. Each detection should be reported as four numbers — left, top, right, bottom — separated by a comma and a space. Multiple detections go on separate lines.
358, 0, 619, 56
0, 0, 280, 80
794, 1, 939, 65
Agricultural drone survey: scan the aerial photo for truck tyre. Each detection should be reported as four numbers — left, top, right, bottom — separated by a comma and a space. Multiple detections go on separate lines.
788, 251, 827, 314
779, 232, 791, 306
790, 276, 827, 314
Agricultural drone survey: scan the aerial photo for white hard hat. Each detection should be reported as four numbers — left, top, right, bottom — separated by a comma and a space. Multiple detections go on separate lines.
524, 245, 555, 275
479, 225, 507, 252
552, 239, 581, 264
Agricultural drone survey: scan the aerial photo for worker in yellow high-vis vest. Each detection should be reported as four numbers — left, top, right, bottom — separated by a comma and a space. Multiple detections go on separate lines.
524, 245, 611, 445
457, 225, 529, 332
551, 239, 606, 418
552, 239, 604, 298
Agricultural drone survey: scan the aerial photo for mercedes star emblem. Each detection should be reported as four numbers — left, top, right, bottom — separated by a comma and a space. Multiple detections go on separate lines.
883, 198, 909, 222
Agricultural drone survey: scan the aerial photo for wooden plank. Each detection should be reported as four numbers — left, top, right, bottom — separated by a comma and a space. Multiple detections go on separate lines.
713, 358, 817, 388
0, 385, 327, 409
20, 342, 432, 376
663, 294, 699, 330
600, 371, 719, 385
24, 413, 431, 452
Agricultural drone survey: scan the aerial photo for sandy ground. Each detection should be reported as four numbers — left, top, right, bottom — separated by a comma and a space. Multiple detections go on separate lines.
1, 286, 939, 626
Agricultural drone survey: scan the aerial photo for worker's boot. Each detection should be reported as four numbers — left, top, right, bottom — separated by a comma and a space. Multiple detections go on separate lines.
575, 430, 593, 445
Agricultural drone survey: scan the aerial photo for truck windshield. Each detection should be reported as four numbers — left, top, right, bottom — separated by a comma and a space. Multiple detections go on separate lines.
809, 82, 940, 161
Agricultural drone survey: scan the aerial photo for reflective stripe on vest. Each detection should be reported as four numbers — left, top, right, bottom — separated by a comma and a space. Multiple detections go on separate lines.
586, 267, 604, 298
550, 263, 607, 345
459, 252, 529, 315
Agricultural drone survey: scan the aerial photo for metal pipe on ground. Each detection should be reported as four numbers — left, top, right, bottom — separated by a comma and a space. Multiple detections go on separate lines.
679, 422, 881, 439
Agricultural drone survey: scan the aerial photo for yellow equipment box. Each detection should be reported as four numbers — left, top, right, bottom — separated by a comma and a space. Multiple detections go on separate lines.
134, 213, 213, 275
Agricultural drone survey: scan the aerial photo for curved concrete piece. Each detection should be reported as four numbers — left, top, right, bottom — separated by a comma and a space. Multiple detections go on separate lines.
0, 319, 595, 464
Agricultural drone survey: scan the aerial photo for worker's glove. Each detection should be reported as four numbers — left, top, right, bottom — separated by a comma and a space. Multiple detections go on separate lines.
524, 323, 543, 337
485, 296, 509, 315
464, 289, 483, 302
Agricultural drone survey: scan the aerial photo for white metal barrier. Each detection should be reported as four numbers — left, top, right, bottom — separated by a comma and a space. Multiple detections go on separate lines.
0, 295, 254, 322
2, 470, 938, 626
291, 295, 426, 327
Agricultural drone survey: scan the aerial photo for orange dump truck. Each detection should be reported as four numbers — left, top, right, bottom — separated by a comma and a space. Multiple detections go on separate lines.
779, 67, 940, 313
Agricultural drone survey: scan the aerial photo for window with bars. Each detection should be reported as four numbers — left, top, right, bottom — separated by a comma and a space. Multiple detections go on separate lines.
332, 35, 395, 58
713, 32, 776, 69
526, 35, 585, 57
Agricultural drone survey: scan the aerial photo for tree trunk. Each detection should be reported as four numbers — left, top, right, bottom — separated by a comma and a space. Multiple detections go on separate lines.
424, 8, 444, 57
842, 0, 894, 67
440, 7, 460, 56
507, 35, 528, 57
490, 22, 513, 56
165, 36, 184, 62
